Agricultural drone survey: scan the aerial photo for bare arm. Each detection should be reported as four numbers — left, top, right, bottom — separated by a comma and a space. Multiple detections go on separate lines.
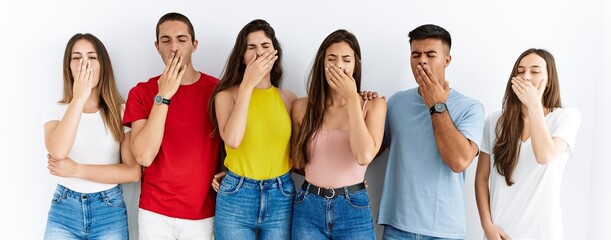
346, 97, 387, 166
216, 50, 278, 149
215, 87, 252, 149
416, 63, 478, 173
44, 105, 82, 160
290, 97, 307, 174
512, 77, 568, 164
48, 131, 141, 183
326, 65, 387, 166
528, 107, 568, 164
475, 152, 492, 228
130, 107, 167, 167
432, 112, 479, 172
45, 59, 93, 159
130, 52, 185, 167
475, 152, 512, 240
279, 89, 297, 118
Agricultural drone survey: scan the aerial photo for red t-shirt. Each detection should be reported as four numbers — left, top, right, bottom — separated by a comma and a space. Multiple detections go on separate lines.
123, 72, 220, 220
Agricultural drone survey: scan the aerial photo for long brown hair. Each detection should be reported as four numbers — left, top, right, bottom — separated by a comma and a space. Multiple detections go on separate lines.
493, 48, 561, 186
60, 33, 125, 143
208, 19, 284, 136
293, 29, 362, 169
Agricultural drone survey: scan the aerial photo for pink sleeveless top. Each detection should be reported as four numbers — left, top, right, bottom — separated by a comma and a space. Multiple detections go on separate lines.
304, 100, 368, 189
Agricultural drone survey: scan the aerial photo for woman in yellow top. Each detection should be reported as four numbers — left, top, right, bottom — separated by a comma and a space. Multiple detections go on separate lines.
208, 19, 297, 240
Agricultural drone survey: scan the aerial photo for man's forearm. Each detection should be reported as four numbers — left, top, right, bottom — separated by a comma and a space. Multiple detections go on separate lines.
432, 112, 477, 173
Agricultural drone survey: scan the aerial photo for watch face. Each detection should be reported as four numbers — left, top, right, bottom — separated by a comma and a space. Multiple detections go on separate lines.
435, 103, 446, 112
155, 95, 162, 104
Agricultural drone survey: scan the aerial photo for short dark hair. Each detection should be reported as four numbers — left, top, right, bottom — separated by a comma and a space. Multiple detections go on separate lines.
156, 12, 195, 43
408, 24, 451, 51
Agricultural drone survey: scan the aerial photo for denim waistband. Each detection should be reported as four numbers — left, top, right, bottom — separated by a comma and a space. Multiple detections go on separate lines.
56, 184, 122, 200
226, 170, 292, 189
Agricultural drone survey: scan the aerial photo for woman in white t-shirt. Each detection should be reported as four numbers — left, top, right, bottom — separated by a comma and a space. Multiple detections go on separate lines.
475, 48, 581, 240
43, 33, 141, 239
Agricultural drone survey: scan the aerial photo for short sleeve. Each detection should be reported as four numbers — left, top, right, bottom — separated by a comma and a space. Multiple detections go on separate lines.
120, 104, 132, 133
123, 85, 148, 128
549, 108, 581, 152
42, 103, 64, 126
456, 102, 485, 149
480, 112, 501, 154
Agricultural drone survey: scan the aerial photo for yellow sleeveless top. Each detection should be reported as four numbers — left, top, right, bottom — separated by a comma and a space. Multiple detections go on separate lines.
224, 86, 292, 180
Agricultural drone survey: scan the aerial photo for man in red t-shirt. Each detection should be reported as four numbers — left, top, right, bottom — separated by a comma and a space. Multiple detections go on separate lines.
123, 12, 219, 239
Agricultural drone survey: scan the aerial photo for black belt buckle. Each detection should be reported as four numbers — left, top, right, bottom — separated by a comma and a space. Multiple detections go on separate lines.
318, 187, 335, 198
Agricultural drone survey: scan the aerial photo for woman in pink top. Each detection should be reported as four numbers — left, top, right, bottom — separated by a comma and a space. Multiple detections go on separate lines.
291, 29, 387, 240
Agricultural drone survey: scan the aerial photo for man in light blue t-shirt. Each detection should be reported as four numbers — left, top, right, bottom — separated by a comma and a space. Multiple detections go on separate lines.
378, 24, 485, 240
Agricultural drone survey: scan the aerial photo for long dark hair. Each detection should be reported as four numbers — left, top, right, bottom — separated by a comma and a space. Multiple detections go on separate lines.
293, 29, 362, 169
60, 33, 124, 143
493, 48, 562, 186
208, 19, 283, 136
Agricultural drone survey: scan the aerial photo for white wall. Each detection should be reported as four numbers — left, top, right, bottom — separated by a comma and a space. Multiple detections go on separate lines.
0, 1, 607, 239
588, 0, 611, 239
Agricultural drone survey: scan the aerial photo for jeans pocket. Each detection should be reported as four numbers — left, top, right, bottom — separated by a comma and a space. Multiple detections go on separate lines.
279, 179, 296, 197
218, 175, 241, 195
347, 190, 370, 208
293, 189, 307, 204
104, 191, 126, 208
51, 192, 63, 204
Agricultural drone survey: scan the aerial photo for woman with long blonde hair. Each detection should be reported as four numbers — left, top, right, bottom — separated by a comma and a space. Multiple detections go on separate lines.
43, 33, 140, 239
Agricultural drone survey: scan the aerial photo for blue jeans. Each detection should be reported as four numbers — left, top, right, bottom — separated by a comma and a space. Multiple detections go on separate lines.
215, 171, 295, 240
44, 184, 128, 240
383, 225, 463, 240
292, 185, 375, 240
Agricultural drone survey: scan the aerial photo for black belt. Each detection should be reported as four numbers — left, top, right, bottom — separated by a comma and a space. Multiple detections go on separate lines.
301, 180, 366, 199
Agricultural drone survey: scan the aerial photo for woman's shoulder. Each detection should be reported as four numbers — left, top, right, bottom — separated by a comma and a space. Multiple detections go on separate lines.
277, 88, 297, 102
550, 107, 581, 123
292, 97, 308, 110
217, 85, 239, 97
553, 107, 580, 115
277, 88, 296, 97
291, 97, 308, 120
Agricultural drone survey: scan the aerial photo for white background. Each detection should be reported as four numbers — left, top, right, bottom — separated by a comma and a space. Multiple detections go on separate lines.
0, 1, 609, 239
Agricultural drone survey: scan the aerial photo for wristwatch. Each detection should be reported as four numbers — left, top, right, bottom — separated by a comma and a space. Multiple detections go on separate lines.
154, 95, 171, 105
429, 102, 447, 115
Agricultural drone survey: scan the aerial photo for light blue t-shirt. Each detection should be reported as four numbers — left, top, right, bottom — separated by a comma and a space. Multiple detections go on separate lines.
378, 88, 485, 239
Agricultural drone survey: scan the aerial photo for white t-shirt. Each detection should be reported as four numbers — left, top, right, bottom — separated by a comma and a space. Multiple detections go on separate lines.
481, 108, 581, 240
43, 103, 130, 193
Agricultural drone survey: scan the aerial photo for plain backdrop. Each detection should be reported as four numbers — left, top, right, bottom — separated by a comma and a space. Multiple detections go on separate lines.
0, 1, 609, 239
